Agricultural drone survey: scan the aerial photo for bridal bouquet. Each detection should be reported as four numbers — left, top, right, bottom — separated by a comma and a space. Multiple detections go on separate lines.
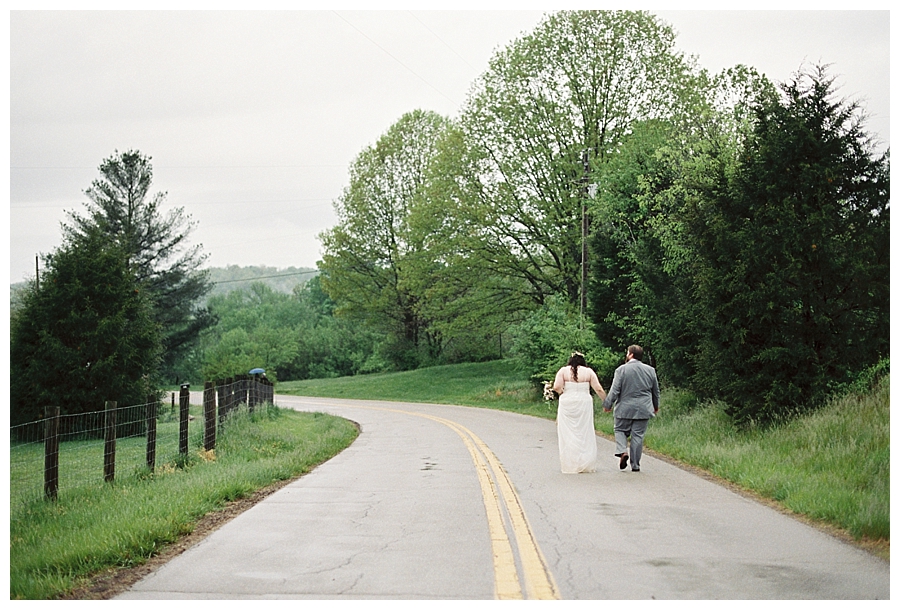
543, 381, 557, 402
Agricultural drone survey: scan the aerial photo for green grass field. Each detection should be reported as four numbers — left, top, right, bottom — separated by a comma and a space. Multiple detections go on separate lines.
278, 359, 554, 416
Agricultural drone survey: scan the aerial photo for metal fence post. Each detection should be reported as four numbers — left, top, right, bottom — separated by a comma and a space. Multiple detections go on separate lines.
238, 374, 248, 408
216, 379, 226, 426
203, 381, 216, 451
224, 376, 234, 419
248, 377, 257, 412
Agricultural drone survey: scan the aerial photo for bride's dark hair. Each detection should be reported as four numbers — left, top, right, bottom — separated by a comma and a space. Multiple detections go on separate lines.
567, 352, 587, 382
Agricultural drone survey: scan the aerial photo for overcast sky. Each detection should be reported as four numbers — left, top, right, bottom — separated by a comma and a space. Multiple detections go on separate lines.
6, 7, 891, 285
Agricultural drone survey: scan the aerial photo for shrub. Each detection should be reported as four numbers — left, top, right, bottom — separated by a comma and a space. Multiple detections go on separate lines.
509, 295, 619, 387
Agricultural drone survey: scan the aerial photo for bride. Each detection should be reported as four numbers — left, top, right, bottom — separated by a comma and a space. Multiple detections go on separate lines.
552, 352, 606, 473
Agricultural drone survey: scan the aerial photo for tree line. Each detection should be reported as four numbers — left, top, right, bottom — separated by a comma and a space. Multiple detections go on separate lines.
316, 11, 889, 424
10, 10, 889, 427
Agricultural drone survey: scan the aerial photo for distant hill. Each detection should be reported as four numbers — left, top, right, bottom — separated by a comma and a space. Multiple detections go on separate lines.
204, 265, 318, 299
10, 266, 318, 315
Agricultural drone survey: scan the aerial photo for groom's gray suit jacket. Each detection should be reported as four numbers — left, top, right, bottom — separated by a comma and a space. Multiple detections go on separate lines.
603, 359, 660, 420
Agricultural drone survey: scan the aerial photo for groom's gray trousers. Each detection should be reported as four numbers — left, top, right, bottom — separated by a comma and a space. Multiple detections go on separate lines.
614, 417, 649, 469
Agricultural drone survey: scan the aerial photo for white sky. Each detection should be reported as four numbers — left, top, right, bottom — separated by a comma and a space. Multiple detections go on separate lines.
5, 5, 892, 285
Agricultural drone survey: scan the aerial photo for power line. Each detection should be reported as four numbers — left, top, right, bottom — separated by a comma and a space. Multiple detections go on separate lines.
10, 197, 333, 210
211, 270, 318, 285
332, 11, 460, 108
407, 11, 477, 71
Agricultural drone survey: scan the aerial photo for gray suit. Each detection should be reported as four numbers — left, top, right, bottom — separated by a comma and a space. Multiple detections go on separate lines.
603, 358, 660, 470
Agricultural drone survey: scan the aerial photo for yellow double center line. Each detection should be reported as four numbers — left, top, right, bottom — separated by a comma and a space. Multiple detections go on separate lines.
369, 406, 560, 600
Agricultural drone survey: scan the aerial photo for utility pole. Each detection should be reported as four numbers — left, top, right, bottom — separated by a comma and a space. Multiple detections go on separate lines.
580, 150, 589, 325
35, 254, 40, 290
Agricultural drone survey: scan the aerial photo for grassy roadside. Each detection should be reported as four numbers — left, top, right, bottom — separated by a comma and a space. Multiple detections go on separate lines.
10, 405, 359, 600
279, 359, 557, 417
280, 358, 889, 559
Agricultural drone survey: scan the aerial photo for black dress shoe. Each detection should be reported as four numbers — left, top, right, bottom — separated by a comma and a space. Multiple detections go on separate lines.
619, 453, 628, 470
632, 467, 640, 472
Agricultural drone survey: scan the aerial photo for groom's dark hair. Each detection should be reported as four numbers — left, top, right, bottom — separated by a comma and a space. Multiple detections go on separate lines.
627, 345, 644, 361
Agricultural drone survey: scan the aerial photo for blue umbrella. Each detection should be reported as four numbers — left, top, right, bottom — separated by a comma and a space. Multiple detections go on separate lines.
248, 368, 265, 375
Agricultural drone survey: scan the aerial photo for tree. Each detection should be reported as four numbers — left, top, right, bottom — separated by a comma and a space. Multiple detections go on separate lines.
200, 279, 388, 381
405, 122, 526, 362
449, 10, 696, 311
64, 150, 213, 378
588, 66, 777, 381
686, 66, 890, 424
11, 229, 162, 427
318, 110, 451, 369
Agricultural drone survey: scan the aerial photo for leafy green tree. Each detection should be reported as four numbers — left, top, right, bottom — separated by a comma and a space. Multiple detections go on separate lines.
686, 66, 890, 424
404, 121, 524, 362
64, 150, 214, 378
318, 110, 451, 369
11, 229, 162, 426
201, 284, 301, 381
200, 280, 388, 382
450, 10, 696, 311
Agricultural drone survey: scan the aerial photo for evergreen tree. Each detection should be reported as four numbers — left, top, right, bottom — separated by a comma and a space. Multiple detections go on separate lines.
588, 66, 776, 383
64, 150, 214, 378
11, 229, 162, 426
687, 66, 890, 423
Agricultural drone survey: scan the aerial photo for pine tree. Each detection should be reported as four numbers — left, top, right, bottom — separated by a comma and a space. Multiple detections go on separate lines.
64, 150, 214, 377
11, 229, 162, 426
688, 66, 890, 423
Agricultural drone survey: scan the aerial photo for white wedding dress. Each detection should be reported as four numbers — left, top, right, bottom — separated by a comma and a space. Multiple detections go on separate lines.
557, 381, 597, 473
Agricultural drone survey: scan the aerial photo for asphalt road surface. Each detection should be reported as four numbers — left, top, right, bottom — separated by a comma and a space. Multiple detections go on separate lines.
117, 395, 889, 600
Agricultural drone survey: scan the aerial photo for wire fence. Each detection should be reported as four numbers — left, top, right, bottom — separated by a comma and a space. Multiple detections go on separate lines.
9, 375, 275, 512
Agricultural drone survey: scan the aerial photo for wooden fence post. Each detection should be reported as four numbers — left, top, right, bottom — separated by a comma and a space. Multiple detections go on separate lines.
43, 406, 60, 500
203, 381, 216, 451
179, 384, 190, 455
146, 395, 158, 471
104, 401, 117, 483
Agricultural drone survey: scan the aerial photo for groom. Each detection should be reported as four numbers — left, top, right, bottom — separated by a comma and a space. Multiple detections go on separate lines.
603, 345, 660, 472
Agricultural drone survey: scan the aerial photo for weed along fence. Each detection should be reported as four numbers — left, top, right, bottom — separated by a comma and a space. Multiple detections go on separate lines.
9, 375, 275, 507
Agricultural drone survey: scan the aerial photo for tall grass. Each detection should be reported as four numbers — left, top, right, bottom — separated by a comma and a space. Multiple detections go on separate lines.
11, 408, 204, 505
642, 377, 890, 541
281, 359, 889, 545
10, 405, 358, 600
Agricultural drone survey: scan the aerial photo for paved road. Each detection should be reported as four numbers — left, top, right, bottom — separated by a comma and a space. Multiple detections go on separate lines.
118, 395, 889, 599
